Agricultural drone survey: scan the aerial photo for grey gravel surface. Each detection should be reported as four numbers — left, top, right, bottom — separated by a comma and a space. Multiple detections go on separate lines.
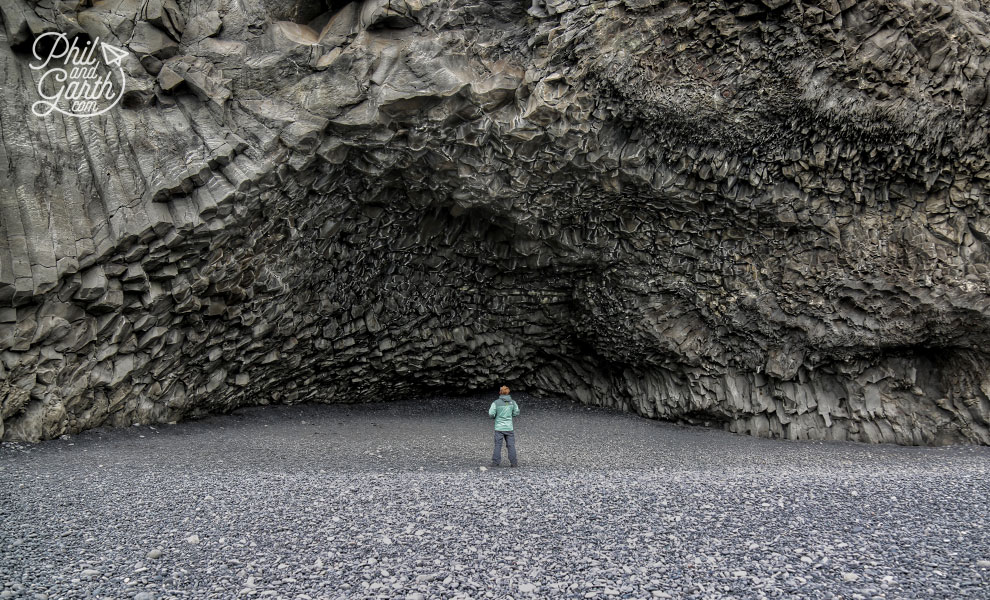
1, 394, 988, 600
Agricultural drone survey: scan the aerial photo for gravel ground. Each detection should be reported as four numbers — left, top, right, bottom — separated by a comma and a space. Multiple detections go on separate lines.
1, 394, 988, 600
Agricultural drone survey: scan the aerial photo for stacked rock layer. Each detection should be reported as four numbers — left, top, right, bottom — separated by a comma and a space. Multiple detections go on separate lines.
1, 0, 989, 444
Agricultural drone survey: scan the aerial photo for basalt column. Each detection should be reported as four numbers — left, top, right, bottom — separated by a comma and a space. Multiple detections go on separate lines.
1, 0, 989, 444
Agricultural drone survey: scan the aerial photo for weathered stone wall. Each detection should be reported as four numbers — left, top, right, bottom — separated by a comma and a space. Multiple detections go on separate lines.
1, 0, 989, 444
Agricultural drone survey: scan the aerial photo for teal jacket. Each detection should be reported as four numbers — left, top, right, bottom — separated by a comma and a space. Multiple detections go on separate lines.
488, 394, 519, 431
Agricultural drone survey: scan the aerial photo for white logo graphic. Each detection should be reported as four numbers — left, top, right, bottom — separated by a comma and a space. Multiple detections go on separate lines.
29, 32, 127, 118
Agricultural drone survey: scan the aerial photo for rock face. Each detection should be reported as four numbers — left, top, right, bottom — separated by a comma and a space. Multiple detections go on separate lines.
1, 0, 989, 445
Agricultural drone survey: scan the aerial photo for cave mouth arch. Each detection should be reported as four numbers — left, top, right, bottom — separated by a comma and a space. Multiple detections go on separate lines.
0, 0, 988, 449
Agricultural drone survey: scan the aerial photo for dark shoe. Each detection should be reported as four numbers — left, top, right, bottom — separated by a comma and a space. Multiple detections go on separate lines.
490, 463, 499, 468
510, 463, 518, 468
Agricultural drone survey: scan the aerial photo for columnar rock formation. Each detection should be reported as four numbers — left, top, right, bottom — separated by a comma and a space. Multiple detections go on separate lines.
1, 0, 989, 444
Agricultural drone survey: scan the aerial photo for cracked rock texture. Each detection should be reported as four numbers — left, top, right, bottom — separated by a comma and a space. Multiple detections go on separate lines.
1, 0, 990, 444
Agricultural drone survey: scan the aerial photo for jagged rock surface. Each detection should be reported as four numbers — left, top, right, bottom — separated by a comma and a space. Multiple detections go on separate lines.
1, 0, 989, 444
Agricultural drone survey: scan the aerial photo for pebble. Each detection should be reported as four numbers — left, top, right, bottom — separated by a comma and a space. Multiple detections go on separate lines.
0, 395, 986, 600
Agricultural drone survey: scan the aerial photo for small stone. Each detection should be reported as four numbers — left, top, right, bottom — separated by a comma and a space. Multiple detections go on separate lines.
405, 594, 425, 600
519, 583, 536, 593
135, 592, 156, 600
977, 560, 990, 568
185, 534, 200, 544
843, 572, 860, 582
80, 568, 101, 577
146, 548, 163, 559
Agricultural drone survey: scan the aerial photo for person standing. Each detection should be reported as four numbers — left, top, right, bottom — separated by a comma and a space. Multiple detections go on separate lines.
489, 386, 520, 467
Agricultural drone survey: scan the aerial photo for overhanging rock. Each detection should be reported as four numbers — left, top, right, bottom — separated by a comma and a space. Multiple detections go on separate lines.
1, 0, 989, 444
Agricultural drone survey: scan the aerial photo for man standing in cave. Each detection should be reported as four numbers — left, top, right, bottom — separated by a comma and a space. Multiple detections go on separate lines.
489, 386, 520, 467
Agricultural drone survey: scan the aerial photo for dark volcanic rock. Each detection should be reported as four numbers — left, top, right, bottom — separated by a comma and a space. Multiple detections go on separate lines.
1, 0, 989, 444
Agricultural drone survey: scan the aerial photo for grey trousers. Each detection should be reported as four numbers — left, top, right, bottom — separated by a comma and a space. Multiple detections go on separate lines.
492, 430, 517, 466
